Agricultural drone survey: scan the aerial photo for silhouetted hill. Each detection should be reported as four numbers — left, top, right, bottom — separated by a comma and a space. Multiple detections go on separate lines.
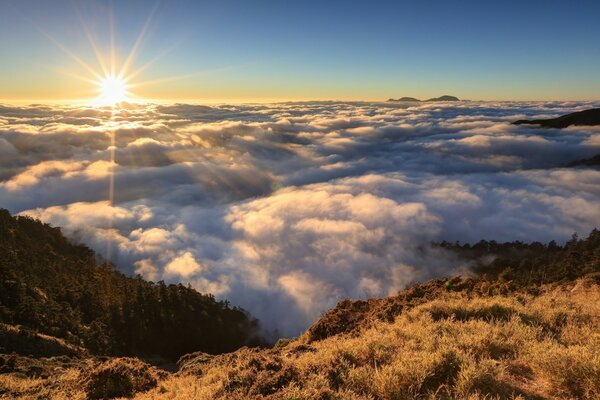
387, 95, 460, 102
387, 97, 421, 102
425, 95, 460, 102
513, 108, 600, 128
567, 154, 600, 167
0, 209, 261, 360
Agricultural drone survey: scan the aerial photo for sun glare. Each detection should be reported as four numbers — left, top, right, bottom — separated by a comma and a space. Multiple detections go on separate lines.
97, 76, 129, 105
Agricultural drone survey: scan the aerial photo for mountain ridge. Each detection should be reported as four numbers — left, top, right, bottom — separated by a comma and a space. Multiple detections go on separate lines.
513, 108, 600, 128
387, 95, 460, 102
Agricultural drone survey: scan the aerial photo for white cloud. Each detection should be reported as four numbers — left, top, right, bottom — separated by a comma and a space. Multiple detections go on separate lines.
164, 252, 203, 278
2, 100, 600, 336
134, 258, 159, 281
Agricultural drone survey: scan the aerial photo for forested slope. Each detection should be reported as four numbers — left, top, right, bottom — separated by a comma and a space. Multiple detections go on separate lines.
0, 209, 260, 360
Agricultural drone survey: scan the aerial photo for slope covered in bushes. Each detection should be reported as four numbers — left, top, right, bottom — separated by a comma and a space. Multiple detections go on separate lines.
0, 209, 260, 360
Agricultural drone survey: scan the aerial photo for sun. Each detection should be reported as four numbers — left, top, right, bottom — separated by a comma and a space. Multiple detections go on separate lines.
97, 75, 130, 105
48, 3, 167, 106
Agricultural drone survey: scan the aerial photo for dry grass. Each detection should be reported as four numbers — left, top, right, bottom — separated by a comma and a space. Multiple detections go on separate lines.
2, 278, 599, 399
0, 357, 164, 400
0, 367, 87, 400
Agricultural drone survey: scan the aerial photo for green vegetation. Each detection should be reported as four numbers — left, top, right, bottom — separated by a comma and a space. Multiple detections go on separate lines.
0, 209, 261, 360
439, 229, 600, 285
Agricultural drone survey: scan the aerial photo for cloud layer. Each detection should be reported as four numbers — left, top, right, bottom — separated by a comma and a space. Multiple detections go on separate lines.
1, 100, 600, 336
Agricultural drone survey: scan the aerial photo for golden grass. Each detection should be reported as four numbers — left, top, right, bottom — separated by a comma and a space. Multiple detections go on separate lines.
2, 279, 599, 399
0, 368, 87, 400
144, 280, 600, 400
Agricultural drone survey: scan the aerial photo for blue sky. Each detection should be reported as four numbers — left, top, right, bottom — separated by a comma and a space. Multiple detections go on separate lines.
1, 0, 600, 101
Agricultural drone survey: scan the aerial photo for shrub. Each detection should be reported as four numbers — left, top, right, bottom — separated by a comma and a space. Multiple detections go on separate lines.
84, 358, 163, 399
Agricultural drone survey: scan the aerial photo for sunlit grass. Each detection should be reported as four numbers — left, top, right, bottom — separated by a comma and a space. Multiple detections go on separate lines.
136, 279, 600, 399
2, 279, 598, 399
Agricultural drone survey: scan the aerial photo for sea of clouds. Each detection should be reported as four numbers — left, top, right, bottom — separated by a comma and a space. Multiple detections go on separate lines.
1, 100, 599, 336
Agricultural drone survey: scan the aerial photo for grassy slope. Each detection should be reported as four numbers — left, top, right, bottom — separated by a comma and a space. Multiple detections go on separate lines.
2, 276, 599, 399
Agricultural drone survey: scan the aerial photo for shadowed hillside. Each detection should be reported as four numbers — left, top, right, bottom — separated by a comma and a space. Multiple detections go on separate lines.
0, 209, 261, 360
513, 108, 600, 128
567, 153, 600, 167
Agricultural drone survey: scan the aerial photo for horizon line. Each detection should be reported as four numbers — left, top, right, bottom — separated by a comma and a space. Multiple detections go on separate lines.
2, 97, 600, 106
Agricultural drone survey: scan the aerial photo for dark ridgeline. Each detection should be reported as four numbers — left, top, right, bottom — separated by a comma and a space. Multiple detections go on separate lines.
438, 230, 600, 285
0, 209, 262, 360
513, 108, 600, 167
387, 96, 421, 102
513, 108, 600, 128
425, 95, 460, 102
387, 95, 460, 102
567, 154, 600, 167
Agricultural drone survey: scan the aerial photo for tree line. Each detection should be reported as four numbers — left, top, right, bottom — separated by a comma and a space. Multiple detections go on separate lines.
0, 209, 262, 360
438, 229, 600, 285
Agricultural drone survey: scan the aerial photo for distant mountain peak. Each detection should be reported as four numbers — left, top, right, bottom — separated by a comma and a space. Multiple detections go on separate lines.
387, 97, 421, 102
425, 95, 460, 102
387, 95, 460, 102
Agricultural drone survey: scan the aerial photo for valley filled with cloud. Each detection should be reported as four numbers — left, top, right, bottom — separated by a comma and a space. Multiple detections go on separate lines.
1, 100, 599, 336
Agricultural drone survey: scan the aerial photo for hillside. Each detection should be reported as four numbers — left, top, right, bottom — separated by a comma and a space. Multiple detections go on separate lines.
387, 97, 421, 102
1, 225, 599, 399
567, 154, 600, 167
0, 209, 261, 360
512, 108, 600, 168
425, 95, 460, 102
513, 108, 600, 128
169, 277, 600, 400
387, 95, 460, 102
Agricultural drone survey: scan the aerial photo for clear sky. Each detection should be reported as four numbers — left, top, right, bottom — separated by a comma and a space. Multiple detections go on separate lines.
1, 0, 600, 102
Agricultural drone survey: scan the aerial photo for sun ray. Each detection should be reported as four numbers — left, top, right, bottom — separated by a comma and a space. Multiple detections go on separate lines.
128, 64, 248, 90
58, 70, 98, 85
5, 3, 100, 83
109, 7, 117, 76
123, 41, 180, 83
118, 0, 160, 80
74, 5, 109, 74
13, 0, 243, 106
76, 9, 110, 77
127, 74, 197, 89
34, 27, 104, 81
